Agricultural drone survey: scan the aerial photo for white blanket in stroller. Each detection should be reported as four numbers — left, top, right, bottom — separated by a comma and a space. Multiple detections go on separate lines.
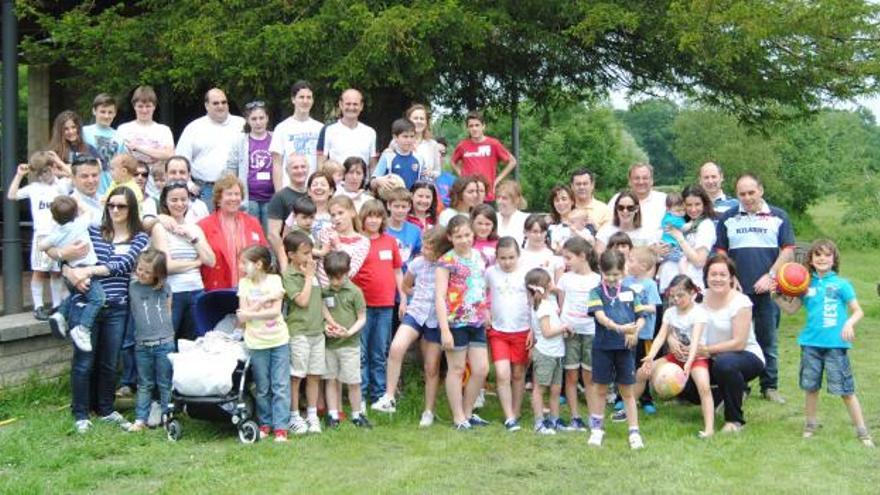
168, 331, 249, 397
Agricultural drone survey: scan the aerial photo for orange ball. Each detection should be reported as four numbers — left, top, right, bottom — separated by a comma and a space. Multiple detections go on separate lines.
776, 262, 811, 297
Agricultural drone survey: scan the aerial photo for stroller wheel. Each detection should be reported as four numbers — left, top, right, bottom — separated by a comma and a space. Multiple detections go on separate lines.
166, 419, 183, 442
238, 420, 259, 444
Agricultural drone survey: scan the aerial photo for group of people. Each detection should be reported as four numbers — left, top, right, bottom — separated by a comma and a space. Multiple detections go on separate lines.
9, 81, 872, 447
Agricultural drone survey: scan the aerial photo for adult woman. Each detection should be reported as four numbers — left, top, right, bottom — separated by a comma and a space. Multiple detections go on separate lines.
226, 101, 273, 232
547, 184, 575, 248
151, 181, 217, 340
676, 253, 765, 433
659, 185, 717, 291
595, 190, 658, 253
495, 180, 529, 246
198, 175, 268, 290
48, 110, 97, 180
52, 187, 150, 433
406, 104, 442, 180
437, 175, 482, 227
335, 156, 373, 212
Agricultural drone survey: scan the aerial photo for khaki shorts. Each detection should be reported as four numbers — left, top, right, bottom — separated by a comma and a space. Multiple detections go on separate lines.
289, 334, 326, 377
563, 334, 594, 371
324, 345, 361, 385
532, 350, 563, 387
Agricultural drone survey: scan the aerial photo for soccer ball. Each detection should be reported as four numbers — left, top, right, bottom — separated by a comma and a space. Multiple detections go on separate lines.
650, 360, 688, 400
776, 262, 811, 297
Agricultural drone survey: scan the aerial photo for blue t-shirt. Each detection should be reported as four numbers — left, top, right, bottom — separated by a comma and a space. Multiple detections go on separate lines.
798, 271, 856, 349
386, 220, 422, 269
661, 213, 686, 247
624, 275, 661, 339
588, 282, 649, 350
373, 151, 423, 190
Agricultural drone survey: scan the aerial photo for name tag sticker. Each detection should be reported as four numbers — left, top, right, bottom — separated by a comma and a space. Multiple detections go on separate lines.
379, 250, 393, 261
619, 291, 634, 302
251, 232, 260, 241
256, 172, 271, 181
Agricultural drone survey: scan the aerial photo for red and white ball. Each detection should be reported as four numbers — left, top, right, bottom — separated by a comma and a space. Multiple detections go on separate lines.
650, 361, 688, 400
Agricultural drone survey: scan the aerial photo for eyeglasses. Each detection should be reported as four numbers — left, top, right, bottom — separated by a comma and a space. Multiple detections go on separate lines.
616, 204, 638, 212
107, 203, 129, 211
245, 100, 266, 110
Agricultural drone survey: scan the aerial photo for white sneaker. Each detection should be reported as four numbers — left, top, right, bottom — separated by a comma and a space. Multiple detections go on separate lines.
100, 411, 132, 430
74, 419, 92, 434
70, 325, 92, 352
288, 415, 308, 435
307, 416, 322, 434
474, 389, 486, 409
147, 401, 162, 427
48, 312, 69, 340
371, 395, 397, 413
419, 410, 434, 428
588, 429, 605, 447
629, 431, 645, 450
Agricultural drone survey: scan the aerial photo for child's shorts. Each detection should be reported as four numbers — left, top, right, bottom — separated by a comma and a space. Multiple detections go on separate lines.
799, 346, 854, 395
563, 334, 594, 371
451, 325, 486, 351
591, 348, 636, 385
30, 238, 59, 272
532, 349, 563, 387
324, 345, 361, 385
401, 313, 440, 344
663, 353, 710, 370
488, 328, 530, 365
289, 333, 326, 377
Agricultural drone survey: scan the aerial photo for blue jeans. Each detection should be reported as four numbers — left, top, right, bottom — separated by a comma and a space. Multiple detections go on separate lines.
250, 343, 292, 431
59, 279, 106, 331
120, 312, 137, 388
70, 301, 129, 420
172, 289, 203, 341
360, 307, 393, 402
134, 340, 174, 421
749, 293, 780, 391
197, 181, 215, 212
246, 200, 270, 236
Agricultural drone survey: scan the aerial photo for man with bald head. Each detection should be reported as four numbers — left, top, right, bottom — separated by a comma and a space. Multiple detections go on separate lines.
176, 88, 246, 210
316, 88, 378, 171
698, 161, 739, 215
267, 153, 310, 271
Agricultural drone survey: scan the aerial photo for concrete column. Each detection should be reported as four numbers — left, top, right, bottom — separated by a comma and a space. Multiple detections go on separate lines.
27, 64, 50, 153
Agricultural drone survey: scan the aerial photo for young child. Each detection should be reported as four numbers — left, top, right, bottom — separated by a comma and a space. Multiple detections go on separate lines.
773, 239, 874, 446
526, 268, 570, 435
606, 231, 633, 258
322, 251, 372, 429
236, 245, 291, 442
638, 275, 713, 437
126, 249, 174, 432
450, 110, 517, 201
103, 153, 144, 204
660, 192, 690, 272
287, 196, 329, 260
486, 236, 531, 431
6, 152, 70, 321
385, 187, 422, 265
320, 159, 345, 189
82, 93, 126, 195
587, 249, 649, 449
557, 236, 601, 432
521, 213, 563, 281
372, 228, 449, 428
372, 118, 424, 193
407, 181, 440, 231
435, 215, 490, 430
352, 200, 406, 408
41, 196, 104, 352
317, 196, 369, 285
471, 204, 499, 266
550, 208, 594, 254
282, 231, 326, 435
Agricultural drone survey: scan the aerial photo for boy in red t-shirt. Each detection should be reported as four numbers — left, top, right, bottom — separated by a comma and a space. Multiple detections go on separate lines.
451, 111, 517, 201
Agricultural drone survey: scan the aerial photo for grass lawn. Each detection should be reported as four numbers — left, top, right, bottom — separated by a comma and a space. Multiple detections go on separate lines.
2, 200, 879, 494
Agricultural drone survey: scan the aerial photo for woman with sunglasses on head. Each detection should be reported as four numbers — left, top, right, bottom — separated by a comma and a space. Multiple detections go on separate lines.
150, 181, 216, 340
227, 100, 273, 233
595, 190, 659, 254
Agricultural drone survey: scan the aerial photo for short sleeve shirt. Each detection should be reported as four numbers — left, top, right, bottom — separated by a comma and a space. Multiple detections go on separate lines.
323, 280, 366, 349
373, 151, 423, 190
704, 293, 765, 362
438, 249, 488, 328
624, 276, 662, 339
662, 304, 709, 346
405, 256, 439, 327
239, 274, 289, 349
557, 271, 601, 335
269, 116, 324, 179
486, 264, 530, 332
531, 298, 565, 357
282, 267, 324, 336
450, 136, 511, 200
319, 121, 378, 165
798, 271, 856, 349
351, 234, 403, 307
588, 282, 649, 350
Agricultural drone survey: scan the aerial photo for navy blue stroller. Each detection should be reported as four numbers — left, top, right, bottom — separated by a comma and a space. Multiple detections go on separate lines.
165, 289, 259, 443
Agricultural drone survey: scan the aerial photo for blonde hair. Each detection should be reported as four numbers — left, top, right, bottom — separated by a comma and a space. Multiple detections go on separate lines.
111, 153, 139, 175
28, 151, 55, 179
495, 180, 527, 209
320, 159, 344, 177
629, 246, 657, 270
327, 195, 362, 232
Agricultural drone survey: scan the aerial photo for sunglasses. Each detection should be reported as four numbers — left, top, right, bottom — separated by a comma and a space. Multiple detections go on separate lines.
616, 204, 638, 212
107, 203, 129, 211
245, 100, 266, 110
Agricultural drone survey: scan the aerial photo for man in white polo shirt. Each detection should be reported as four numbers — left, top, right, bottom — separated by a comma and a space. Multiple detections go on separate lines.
176, 88, 245, 211
608, 163, 667, 240
270, 80, 324, 188
317, 88, 378, 172
698, 161, 739, 216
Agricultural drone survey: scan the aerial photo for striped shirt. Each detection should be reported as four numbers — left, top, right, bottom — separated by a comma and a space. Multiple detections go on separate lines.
166, 230, 204, 292
72, 227, 150, 305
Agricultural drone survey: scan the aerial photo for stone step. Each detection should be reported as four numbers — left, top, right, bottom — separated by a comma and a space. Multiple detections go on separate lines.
0, 312, 71, 387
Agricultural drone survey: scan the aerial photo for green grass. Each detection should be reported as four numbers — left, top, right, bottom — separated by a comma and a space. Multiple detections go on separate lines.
2, 200, 880, 494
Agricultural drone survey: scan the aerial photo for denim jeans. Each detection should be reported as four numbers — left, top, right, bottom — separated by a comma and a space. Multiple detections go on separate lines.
59, 279, 106, 331
70, 301, 129, 420
246, 200, 270, 236
134, 340, 175, 421
360, 306, 393, 402
120, 312, 137, 388
749, 293, 780, 391
250, 343, 292, 431
172, 289, 203, 341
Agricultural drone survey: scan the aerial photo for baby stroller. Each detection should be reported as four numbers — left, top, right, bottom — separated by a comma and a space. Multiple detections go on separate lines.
165, 289, 260, 443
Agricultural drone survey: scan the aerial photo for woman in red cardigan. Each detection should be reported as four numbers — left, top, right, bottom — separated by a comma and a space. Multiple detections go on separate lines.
198, 175, 268, 290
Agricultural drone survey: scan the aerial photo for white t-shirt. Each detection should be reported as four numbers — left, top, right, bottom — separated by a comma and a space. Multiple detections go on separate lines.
663, 304, 709, 346
16, 181, 68, 235
496, 210, 529, 246
186, 199, 210, 224
557, 271, 601, 335
176, 114, 246, 182
321, 121, 377, 166
270, 116, 324, 181
596, 224, 659, 248
117, 120, 174, 166
414, 139, 442, 179
703, 294, 765, 363
608, 190, 667, 242
549, 223, 594, 251
657, 218, 716, 291
531, 298, 565, 357
486, 264, 530, 332
520, 247, 562, 278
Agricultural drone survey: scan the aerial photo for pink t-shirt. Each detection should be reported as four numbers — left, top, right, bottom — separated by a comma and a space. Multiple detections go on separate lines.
451, 136, 511, 200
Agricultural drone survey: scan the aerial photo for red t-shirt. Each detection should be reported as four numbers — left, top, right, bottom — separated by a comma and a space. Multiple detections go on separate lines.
352, 233, 402, 307
451, 136, 512, 200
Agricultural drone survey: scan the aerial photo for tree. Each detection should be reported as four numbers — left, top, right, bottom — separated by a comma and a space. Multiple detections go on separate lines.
618, 98, 683, 184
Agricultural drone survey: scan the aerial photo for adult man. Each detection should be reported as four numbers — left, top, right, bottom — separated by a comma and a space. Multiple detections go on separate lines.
175, 88, 245, 210
570, 168, 612, 231
715, 173, 795, 404
608, 163, 667, 239
316, 89, 378, 171
162, 156, 210, 223
117, 86, 175, 198
267, 154, 310, 270
698, 161, 739, 215
70, 156, 103, 227
270, 80, 324, 188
